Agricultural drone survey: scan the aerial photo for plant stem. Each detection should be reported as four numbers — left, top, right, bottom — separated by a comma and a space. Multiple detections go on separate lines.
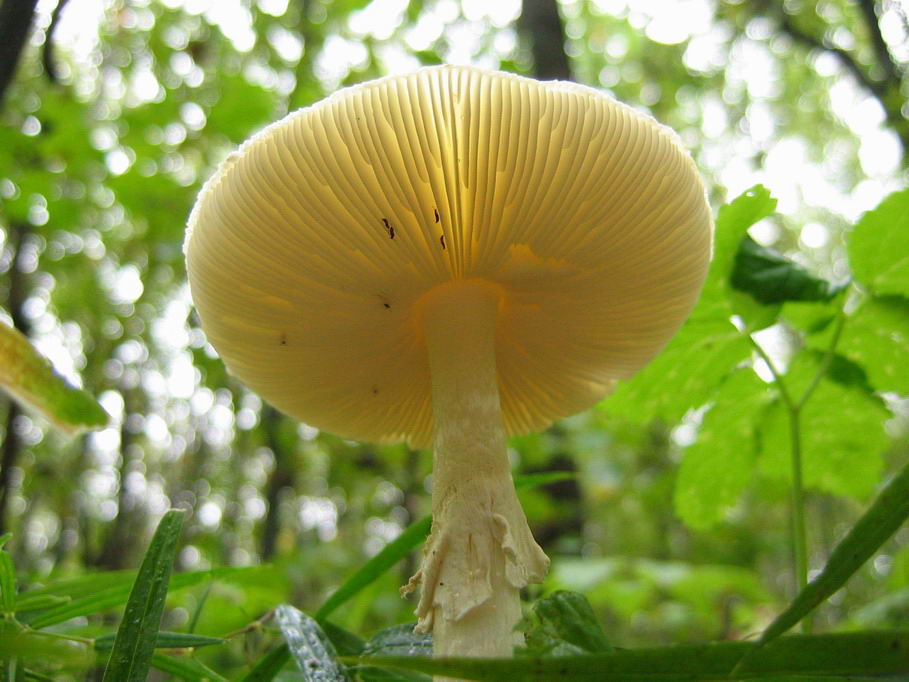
748, 334, 809, 630
403, 280, 548, 677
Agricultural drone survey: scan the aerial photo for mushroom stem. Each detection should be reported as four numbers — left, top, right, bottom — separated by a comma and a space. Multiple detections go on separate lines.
404, 279, 549, 672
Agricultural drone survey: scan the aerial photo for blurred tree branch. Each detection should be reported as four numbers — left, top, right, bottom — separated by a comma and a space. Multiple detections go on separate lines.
42, 0, 71, 85
763, 0, 908, 163
0, 0, 40, 108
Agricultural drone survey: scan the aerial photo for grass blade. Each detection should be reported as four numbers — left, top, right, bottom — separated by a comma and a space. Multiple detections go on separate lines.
94, 631, 225, 651
313, 472, 560, 622
102, 508, 185, 682
150, 652, 228, 681
315, 515, 431, 621
25, 566, 253, 628
0, 550, 16, 614
239, 643, 290, 682
759, 459, 909, 645
350, 630, 909, 680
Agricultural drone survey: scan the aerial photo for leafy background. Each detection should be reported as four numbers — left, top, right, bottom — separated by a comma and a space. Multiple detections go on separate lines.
0, 0, 908, 679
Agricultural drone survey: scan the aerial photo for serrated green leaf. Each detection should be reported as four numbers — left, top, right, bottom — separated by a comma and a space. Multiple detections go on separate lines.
94, 630, 225, 651
150, 652, 228, 681
782, 299, 839, 335
605, 186, 775, 424
758, 353, 888, 500
605, 316, 751, 423
848, 188, 909, 296
347, 630, 909, 680
275, 605, 351, 681
759, 459, 909, 645
531, 591, 612, 654
102, 509, 185, 682
0, 321, 107, 436
713, 186, 778, 279
675, 370, 768, 530
731, 235, 841, 304
834, 295, 909, 394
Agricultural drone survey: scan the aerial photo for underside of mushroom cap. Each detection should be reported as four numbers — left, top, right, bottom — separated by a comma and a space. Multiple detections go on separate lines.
185, 65, 713, 449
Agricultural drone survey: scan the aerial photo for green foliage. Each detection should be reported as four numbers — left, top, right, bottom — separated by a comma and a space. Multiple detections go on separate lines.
352, 630, 909, 680
102, 509, 184, 680
316, 515, 431, 622
758, 457, 909, 646
848, 188, 909, 296
1, 2, 908, 679
0, 321, 107, 435
674, 369, 767, 529
524, 591, 612, 655
731, 236, 842, 305
275, 605, 351, 681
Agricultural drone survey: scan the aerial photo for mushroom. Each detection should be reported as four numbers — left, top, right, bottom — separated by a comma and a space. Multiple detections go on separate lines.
185, 66, 712, 664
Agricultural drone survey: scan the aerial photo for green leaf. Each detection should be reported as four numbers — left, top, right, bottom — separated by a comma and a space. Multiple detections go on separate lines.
758, 458, 909, 645
150, 652, 228, 682
605, 186, 775, 423
315, 515, 430, 621
13, 594, 69, 613
833, 295, 909, 394
348, 630, 909, 680
605, 316, 751, 423
361, 624, 432, 658
102, 509, 185, 682
314, 472, 576, 623
0, 550, 16, 614
731, 235, 841, 304
24, 566, 255, 628
0, 321, 108, 435
530, 591, 612, 654
758, 353, 888, 500
94, 631, 225, 651
322, 620, 367, 657
238, 643, 291, 682
675, 369, 767, 530
275, 605, 351, 681
713, 186, 778, 280
0, 622, 91, 668
848, 187, 909, 296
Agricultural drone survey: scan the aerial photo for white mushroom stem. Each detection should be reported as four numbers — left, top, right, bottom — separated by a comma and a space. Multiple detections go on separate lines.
403, 279, 549, 673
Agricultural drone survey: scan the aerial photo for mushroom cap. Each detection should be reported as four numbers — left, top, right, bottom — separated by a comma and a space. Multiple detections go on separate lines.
186, 65, 712, 449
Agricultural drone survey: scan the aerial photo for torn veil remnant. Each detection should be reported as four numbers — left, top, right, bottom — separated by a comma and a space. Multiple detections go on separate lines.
185, 66, 713, 669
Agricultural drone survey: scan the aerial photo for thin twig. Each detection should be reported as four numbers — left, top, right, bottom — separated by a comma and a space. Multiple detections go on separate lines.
858, 0, 902, 83
42, 0, 72, 84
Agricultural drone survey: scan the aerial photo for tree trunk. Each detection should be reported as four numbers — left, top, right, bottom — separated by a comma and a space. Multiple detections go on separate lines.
0, 0, 40, 108
519, 0, 572, 81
